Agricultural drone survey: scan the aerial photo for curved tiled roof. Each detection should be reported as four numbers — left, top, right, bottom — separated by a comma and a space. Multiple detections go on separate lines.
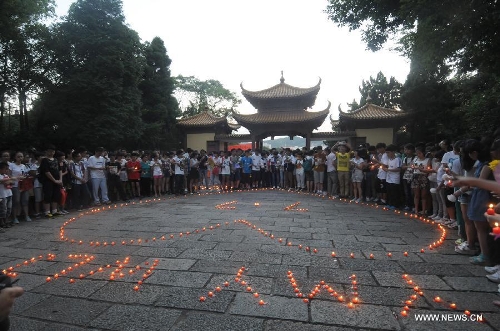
240, 78, 321, 100
177, 111, 240, 130
232, 102, 330, 126
339, 103, 408, 120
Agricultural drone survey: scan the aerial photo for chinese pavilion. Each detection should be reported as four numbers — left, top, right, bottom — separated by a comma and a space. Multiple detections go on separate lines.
231, 73, 331, 149
176, 73, 409, 151
336, 100, 410, 146
176, 110, 240, 152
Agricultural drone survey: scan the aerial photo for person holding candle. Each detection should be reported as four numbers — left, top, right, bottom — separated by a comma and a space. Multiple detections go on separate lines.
126, 152, 141, 198
411, 146, 432, 216
464, 138, 495, 265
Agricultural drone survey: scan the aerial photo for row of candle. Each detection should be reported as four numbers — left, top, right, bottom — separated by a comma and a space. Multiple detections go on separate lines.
283, 202, 309, 212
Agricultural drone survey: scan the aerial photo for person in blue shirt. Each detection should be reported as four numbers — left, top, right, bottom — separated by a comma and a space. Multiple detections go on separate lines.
240, 150, 253, 189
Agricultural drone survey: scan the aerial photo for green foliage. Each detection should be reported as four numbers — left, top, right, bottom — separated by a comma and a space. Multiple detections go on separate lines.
35, 0, 145, 150
344, 71, 402, 112
0, 0, 55, 133
174, 75, 241, 118
139, 37, 180, 150
326, 0, 500, 141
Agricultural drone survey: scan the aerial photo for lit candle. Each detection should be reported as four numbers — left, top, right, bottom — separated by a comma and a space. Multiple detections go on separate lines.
487, 204, 495, 215
493, 222, 500, 235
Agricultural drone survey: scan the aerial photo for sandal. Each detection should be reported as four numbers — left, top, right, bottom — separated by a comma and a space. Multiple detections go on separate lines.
469, 254, 491, 265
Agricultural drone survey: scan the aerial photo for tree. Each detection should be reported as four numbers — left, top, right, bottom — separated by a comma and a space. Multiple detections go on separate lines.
0, 0, 55, 134
325, 0, 500, 140
35, 0, 144, 149
174, 75, 241, 118
139, 37, 179, 149
342, 71, 402, 112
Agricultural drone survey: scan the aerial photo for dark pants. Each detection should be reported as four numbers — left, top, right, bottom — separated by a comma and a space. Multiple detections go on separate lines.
386, 182, 400, 207
108, 175, 127, 201
140, 177, 152, 197
403, 179, 413, 208
72, 183, 90, 208
175, 175, 184, 194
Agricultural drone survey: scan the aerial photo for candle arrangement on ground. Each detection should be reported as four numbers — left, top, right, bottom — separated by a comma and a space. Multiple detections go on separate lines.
2, 186, 478, 321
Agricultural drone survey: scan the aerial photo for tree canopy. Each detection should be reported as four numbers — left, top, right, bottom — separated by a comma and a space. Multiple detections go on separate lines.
326, 0, 500, 141
174, 75, 241, 118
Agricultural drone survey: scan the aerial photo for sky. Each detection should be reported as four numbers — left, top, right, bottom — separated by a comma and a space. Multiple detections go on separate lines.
54, 0, 410, 134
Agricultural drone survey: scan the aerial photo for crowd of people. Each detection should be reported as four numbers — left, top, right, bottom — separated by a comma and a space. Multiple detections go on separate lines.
1, 133, 500, 266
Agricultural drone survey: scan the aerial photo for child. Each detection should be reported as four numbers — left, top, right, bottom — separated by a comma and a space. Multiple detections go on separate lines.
384, 144, 402, 210
0, 162, 14, 230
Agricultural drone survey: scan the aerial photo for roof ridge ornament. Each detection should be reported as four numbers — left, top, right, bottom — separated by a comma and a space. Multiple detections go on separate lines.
280, 70, 285, 84
366, 94, 372, 103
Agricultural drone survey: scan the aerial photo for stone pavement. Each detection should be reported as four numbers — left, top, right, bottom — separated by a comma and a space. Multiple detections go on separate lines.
1, 189, 499, 330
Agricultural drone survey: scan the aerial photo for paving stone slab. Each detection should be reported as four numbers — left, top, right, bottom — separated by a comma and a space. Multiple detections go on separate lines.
10, 291, 51, 314
89, 304, 181, 330
9, 316, 98, 331
150, 258, 196, 270
339, 258, 405, 272
246, 264, 308, 278
171, 311, 264, 331
146, 270, 212, 287
442, 276, 499, 293
129, 246, 185, 258
398, 261, 474, 276
229, 251, 282, 264
154, 286, 235, 312
311, 300, 401, 330
372, 271, 453, 290
32, 278, 107, 298
20, 296, 111, 326
89, 282, 167, 304
178, 248, 233, 260
229, 292, 308, 321
264, 319, 352, 331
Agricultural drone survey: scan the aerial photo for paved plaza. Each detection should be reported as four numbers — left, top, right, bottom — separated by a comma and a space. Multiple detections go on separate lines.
1, 189, 499, 330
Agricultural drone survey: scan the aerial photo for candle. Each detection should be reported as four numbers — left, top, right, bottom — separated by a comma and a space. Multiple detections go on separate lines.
493, 223, 500, 235
487, 204, 495, 215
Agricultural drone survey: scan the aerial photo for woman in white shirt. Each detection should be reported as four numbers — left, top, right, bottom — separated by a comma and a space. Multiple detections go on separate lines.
9, 152, 30, 223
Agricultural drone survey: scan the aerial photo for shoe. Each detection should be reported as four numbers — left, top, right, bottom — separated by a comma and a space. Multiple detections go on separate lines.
356, 198, 362, 203
365, 197, 371, 202
486, 270, 500, 283
447, 221, 458, 229
442, 218, 454, 225
0, 227, 5, 233
45, 213, 53, 218
470, 254, 491, 266
53, 211, 64, 216
485, 265, 500, 273
12, 218, 19, 224
95, 202, 101, 206
455, 242, 476, 255
35, 213, 41, 219
404, 206, 411, 211
429, 214, 437, 219
455, 238, 465, 245
388, 205, 396, 210
61, 210, 69, 215
432, 215, 442, 220
25, 216, 32, 222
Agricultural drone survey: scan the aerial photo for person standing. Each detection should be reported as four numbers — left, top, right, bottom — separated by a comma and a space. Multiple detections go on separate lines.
39, 145, 62, 217
87, 147, 110, 205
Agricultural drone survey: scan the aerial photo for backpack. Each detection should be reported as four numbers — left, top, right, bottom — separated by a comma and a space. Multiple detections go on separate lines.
303, 158, 313, 171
